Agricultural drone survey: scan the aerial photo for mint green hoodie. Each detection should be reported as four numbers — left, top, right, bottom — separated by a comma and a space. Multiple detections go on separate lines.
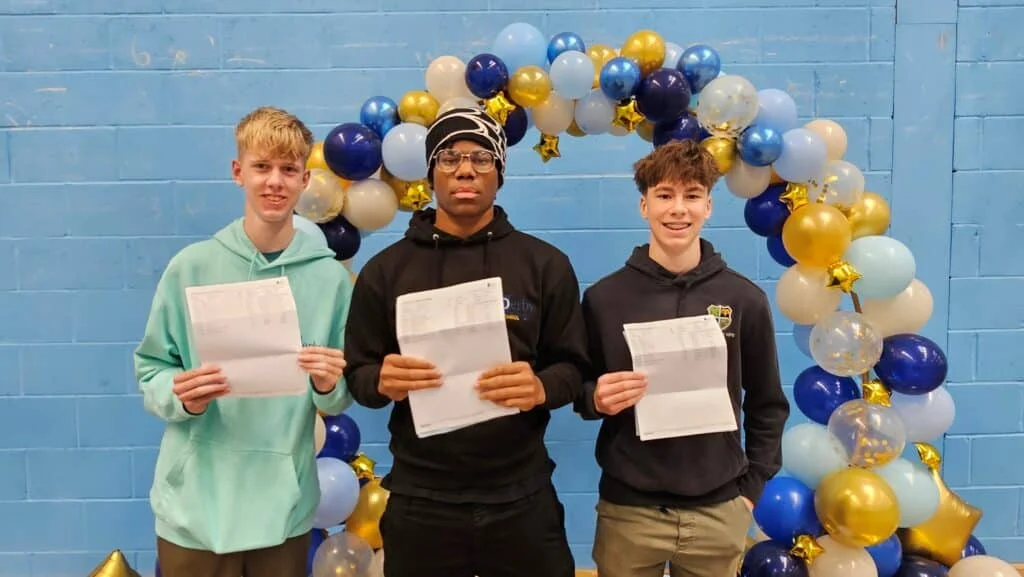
134, 218, 354, 555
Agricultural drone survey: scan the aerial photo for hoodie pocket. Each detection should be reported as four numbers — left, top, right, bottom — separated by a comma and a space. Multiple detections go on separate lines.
151, 440, 302, 553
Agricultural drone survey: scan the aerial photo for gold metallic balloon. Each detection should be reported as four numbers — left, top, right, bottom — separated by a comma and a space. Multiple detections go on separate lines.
620, 29, 666, 77
307, 141, 330, 172
345, 478, 390, 550
89, 550, 141, 577
814, 467, 900, 548
701, 136, 737, 175
636, 119, 656, 143
781, 203, 853, 268
398, 90, 440, 126
845, 191, 891, 239
508, 65, 552, 108
898, 443, 982, 567
587, 44, 617, 87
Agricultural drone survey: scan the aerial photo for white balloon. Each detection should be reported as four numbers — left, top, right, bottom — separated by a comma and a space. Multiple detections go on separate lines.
342, 179, 399, 232
808, 535, 878, 577
314, 415, 326, 455
532, 92, 574, 135
438, 96, 481, 116
425, 55, 474, 104
950, 555, 1019, 577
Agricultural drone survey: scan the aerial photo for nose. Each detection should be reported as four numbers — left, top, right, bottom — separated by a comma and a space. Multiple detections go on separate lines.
670, 196, 687, 213
267, 167, 285, 187
454, 155, 475, 178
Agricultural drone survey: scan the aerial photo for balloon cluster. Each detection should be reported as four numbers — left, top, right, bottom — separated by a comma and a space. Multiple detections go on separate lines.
308, 412, 387, 577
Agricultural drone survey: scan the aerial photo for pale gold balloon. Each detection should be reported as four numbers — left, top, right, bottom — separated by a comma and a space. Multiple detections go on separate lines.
814, 466, 901, 548
398, 90, 440, 126
508, 65, 552, 108
805, 118, 848, 160
860, 278, 934, 337
296, 168, 347, 223
636, 119, 656, 142
345, 478, 390, 549
807, 535, 877, 577
587, 44, 617, 87
845, 191, 891, 238
775, 264, 843, 325
620, 29, 666, 77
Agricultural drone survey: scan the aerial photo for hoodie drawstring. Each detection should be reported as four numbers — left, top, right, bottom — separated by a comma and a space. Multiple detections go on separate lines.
432, 231, 495, 287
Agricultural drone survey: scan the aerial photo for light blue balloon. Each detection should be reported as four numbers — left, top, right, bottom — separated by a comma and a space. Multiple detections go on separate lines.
313, 457, 360, 529
873, 458, 940, 527
793, 324, 813, 358
889, 387, 956, 443
574, 89, 616, 135
549, 50, 595, 100
293, 214, 328, 249
781, 423, 848, 489
843, 235, 916, 300
663, 42, 684, 68
755, 88, 798, 132
381, 122, 428, 182
491, 22, 548, 74
773, 128, 827, 183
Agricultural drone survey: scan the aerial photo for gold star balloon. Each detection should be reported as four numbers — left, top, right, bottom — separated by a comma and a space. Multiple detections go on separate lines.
88, 550, 141, 577
484, 93, 516, 125
533, 134, 561, 163
612, 99, 645, 132
779, 183, 809, 211
862, 379, 892, 406
790, 534, 825, 565
350, 452, 377, 481
898, 443, 982, 567
826, 260, 861, 293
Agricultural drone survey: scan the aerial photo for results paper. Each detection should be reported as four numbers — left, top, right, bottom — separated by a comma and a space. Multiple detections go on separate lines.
395, 277, 518, 438
622, 314, 737, 441
184, 277, 309, 397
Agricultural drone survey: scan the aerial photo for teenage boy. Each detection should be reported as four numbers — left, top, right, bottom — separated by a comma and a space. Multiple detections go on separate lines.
343, 107, 589, 577
576, 138, 790, 577
135, 107, 354, 577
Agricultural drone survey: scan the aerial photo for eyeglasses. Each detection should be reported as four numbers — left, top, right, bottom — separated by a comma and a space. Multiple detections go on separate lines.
435, 149, 496, 174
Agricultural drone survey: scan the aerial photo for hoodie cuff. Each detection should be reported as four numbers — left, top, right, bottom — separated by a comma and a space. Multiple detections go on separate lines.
573, 380, 603, 420
737, 472, 766, 505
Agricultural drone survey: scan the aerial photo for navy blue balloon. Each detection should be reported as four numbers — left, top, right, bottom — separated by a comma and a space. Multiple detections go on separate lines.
895, 555, 948, 577
599, 56, 642, 101
155, 561, 161, 577
744, 183, 790, 237
653, 113, 701, 147
962, 534, 986, 558
738, 124, 785, 167
752, 476, 822, 543
867, 534, 904, 577
503, 106, 528, 147
319, 412, 362, 461
874, 333, 948, 396
740, 540, 809, 577
677, 43, 722, 93
547, 31, 586, 62
322, 122, 382, 182
767, 235, 796, 267
635, 68, 692, 124
319, 214, 361, 261
793, 365, 860, 425
465, 53, 509, 99
359, 96, 399, 140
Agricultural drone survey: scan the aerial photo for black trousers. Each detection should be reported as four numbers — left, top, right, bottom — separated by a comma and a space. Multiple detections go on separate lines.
378, 483, 575, 577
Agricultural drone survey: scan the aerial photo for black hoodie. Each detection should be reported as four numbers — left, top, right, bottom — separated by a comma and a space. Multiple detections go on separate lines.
576, 239, 789, 507
343, 206, 589, 503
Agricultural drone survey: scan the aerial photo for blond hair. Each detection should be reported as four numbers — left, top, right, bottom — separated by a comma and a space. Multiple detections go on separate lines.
235, 106, 314, 162
633, 138, 721, 194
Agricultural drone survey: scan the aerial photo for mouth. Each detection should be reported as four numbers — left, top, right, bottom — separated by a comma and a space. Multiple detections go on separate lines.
261, 194, 288, 209
663, 222, 691, 232
452, 187, 479, 200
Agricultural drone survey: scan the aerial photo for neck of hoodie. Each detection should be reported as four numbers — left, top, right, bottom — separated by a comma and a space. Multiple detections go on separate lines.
434, 206, 496, 239
242, 213, 296, 253
404, 206, 516, 288
648, 235, 703, 276
627, 238, 726, 290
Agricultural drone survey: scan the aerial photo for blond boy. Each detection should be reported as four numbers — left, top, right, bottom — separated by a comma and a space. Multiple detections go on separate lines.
135, 107, 354, 577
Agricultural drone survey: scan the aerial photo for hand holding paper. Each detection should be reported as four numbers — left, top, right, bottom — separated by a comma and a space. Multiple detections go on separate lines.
299, 346, 347, 393
593, 371, 648, 416
476, 361, 545, 411
377, 354, 443, 402
173, 364, 230, 414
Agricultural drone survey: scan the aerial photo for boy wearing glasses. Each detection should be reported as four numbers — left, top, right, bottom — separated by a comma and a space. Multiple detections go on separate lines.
343, 107, 589, 577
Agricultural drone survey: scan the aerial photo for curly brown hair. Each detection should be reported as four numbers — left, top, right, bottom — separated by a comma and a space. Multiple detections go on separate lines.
633, 138, 721, 195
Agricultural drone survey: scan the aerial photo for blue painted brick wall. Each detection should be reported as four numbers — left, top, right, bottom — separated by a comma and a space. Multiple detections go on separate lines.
0, 0, 1020, 575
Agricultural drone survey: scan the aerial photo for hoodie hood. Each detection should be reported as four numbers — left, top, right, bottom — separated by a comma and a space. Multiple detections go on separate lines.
401, 205, 516, 288
625, 238, 727, 290
213, 217, 338, 279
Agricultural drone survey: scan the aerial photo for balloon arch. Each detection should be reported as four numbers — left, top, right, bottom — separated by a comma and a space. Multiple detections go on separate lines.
153, 21, 1014, 577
